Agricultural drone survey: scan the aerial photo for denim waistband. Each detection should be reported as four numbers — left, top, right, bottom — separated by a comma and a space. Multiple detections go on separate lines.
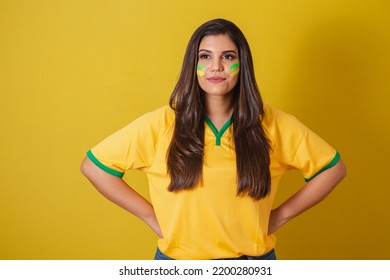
154, 247, 277, 260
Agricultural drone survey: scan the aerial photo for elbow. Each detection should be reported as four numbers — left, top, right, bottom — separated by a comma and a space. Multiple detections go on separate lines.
80, 157, 92, 178
335, 158, 347, 183
341, 164, 347, 180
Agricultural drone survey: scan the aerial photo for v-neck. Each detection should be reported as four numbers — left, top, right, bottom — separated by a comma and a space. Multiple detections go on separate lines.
204, 115, 232, 146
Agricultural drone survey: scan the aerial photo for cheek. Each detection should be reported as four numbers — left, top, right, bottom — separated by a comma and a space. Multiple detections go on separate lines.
197, 64, 206, 77
197, 76, 206, 91
229, 76, 239, 89
197, 70, 205, 77
230, 69, 240, 77
229, 62, 240, 77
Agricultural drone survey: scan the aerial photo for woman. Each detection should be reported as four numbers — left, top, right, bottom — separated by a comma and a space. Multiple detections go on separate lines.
80, 19, 346, 260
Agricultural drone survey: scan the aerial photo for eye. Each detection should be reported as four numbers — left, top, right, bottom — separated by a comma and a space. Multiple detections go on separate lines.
222, 54, 236, 60
199, 54, 211, 60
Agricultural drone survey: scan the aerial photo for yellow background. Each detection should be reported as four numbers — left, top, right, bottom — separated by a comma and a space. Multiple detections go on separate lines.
1, 0, 389, 259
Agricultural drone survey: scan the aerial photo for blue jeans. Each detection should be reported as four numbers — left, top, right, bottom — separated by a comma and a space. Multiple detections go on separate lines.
154, 247, 277, 260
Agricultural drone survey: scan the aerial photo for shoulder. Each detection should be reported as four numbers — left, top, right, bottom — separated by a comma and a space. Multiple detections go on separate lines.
262, 103, 311, 152
128, 105, 175, 131
135, 105, 175, 122
262, 103, 304, 132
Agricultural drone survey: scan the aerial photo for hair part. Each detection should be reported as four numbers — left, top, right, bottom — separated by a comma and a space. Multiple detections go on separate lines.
167, 18, 271, 200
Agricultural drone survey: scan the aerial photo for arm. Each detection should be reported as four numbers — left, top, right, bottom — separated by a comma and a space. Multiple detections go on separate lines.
80, 157, 163, 238
268, 158, 347, 235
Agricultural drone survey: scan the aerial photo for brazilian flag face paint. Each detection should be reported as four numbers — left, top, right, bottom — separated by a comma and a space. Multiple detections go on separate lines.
230, 62, 240, 77
197, 64, 206, 77
197, 62, 239, 77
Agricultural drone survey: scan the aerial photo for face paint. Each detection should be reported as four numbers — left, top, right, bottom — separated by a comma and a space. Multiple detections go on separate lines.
230, 62, 240, 77
197, 64, 206, 77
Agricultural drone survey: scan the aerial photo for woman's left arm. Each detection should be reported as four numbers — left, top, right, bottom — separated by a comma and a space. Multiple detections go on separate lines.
268, 158, 347, 235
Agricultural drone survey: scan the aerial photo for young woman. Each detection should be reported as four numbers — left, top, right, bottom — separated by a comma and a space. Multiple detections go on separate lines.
80, 19, 346, 260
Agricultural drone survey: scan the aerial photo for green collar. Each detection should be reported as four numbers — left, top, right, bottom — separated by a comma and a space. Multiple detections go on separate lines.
204, 115, 232, 146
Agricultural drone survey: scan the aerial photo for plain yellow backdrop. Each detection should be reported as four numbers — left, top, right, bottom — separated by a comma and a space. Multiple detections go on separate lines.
1, 0, 389, 259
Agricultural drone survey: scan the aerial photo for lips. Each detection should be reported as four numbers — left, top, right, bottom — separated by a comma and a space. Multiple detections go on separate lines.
207, 76, 226, 83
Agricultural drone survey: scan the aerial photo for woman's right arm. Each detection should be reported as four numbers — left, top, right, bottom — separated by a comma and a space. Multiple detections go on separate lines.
80, 157, 163, 238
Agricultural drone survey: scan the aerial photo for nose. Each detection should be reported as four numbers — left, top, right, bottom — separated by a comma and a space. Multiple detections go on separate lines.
211, 58, 223, 72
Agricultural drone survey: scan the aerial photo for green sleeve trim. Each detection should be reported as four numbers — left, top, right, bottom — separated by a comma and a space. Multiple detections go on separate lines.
204, 115, 232, 146
304, 151, 341, 182
86, 150, 124, 178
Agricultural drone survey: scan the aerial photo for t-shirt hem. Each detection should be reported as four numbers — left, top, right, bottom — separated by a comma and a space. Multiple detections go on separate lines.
304, 151, 340, 182
86, 150, 124, 178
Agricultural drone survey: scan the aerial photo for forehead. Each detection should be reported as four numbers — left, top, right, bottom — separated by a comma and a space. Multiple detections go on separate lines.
198, 34, 237, 52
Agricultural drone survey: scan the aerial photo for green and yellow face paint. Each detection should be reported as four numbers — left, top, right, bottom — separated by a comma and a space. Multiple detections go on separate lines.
230, 62, 240, 77
197, 64, 206, 77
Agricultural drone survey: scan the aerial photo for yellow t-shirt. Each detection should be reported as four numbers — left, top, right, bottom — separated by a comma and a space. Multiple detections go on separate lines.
87, 104, 339, 259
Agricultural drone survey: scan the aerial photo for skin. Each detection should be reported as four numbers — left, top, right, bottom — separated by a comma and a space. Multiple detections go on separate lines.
80, 157, 163, 238
268, 159, 346, 234
80, 34, 346, 245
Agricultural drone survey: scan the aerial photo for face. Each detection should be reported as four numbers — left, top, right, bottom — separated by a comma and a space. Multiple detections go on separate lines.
197, 34, 240, 97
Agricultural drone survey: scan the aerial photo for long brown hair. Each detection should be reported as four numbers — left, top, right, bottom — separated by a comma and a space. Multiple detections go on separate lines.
167, 19, 271, 200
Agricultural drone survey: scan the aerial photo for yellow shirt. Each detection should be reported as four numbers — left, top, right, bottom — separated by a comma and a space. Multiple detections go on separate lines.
87, 104, 339, 259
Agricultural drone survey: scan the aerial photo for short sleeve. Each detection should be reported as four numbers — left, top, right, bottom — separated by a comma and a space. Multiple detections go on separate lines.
86, 106, 173, 177
292, 123, 340, 182
264, 105, 340, 182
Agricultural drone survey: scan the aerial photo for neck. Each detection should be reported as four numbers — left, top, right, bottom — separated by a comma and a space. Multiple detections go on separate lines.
204, 93, 233, 130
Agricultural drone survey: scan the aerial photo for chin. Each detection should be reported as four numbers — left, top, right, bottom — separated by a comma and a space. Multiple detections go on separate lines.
203, 88, 234, 95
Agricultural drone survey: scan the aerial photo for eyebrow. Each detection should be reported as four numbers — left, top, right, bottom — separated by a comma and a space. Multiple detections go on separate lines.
198, 49, 237, 54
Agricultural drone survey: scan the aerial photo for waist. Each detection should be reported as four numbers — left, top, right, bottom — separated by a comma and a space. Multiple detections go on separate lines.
154, 247, 277, 260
